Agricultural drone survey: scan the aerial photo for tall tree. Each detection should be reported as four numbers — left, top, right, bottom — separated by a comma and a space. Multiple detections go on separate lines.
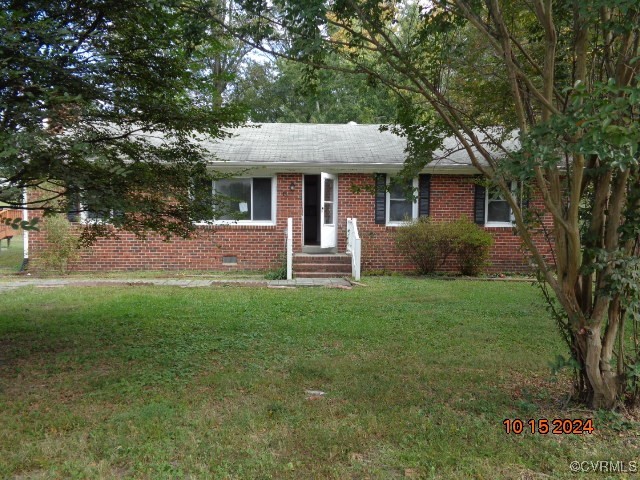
230, 56, 398, 123
0, 0, 245, 239
197, 0, 255, 104
232, 0, 640, 409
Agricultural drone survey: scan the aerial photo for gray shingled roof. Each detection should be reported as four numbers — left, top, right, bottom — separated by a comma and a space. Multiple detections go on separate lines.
202, 123, 518, 172
205, 123, 405, 164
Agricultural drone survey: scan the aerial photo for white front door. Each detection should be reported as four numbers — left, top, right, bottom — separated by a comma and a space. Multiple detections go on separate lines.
320, 172, 337, 248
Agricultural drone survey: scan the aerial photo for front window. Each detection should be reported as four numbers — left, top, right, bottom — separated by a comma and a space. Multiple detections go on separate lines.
485, 183, 516, 226
214, 177, 275, 223
85, 205, 112, 223
66, 193, 123, 224
387, 177, 418, 225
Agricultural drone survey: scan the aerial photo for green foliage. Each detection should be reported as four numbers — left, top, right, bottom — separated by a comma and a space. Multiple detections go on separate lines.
395, 217, 458, 274
451, 217, 493, 276
521, 79, 640, 173
36, 215, 82, 275
395, 217, 493, 275
230, 57, 398, 123
264, 257, 288, 280
549, 354, 581, 377
0, 0, 245, 238
2, 216, 39, 232
592, 250, 640, 321
595, 409, 635, 432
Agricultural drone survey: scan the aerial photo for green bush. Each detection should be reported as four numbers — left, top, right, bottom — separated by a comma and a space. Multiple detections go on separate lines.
37, 215, 82, 274
394, 217, 458, 274
395, 217, 493, 276
450, 217, 493, 276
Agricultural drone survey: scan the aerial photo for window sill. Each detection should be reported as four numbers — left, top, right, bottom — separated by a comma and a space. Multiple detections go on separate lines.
484, 222, 513, 228
194, 220, 277, 227
80, 219, 113, 225
386, 220, 415, 227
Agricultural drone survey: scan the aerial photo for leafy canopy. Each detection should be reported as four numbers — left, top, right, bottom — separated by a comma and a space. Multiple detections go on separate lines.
0, 0, 245, 238
230, 55, 399, 123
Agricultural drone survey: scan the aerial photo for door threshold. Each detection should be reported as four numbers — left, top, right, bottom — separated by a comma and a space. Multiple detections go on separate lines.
302, 246, 338, 254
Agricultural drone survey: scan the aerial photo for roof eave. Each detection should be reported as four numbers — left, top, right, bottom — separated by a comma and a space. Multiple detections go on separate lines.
207, 161, 481, 175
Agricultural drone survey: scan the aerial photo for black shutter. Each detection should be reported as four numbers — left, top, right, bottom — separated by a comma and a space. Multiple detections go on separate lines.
374, 173, 386, 224
418, 174, 431, 217
474, 183, 486, 225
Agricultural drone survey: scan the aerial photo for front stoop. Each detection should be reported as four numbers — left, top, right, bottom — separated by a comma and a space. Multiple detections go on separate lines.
293, 253, 352, 278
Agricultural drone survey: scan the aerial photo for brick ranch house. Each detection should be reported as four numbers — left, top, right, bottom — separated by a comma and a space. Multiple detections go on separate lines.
25, 123, 553, 277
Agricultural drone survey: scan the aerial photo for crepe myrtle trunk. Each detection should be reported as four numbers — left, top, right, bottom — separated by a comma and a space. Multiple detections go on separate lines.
548, 170, 629, 409
560, 175, 634, 409
579, 318, 619, 409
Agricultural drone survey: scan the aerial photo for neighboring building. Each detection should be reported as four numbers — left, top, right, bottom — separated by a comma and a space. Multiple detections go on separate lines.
0, 206, 22, 249
26, 124, 553, 276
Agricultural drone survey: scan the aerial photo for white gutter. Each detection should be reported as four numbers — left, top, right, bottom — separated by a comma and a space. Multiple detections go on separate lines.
207, 162, 482, 175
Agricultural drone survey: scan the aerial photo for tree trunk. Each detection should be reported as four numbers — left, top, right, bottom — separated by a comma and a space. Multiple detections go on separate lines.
576, 321, 620, 409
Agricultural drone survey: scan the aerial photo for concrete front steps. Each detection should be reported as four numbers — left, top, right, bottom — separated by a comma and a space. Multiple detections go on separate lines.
293, 253, 352, 278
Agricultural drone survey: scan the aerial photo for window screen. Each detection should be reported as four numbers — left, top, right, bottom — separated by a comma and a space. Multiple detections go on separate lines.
215, 177, 273, 221
486, 186, 512, 224
388, 178, 414, 222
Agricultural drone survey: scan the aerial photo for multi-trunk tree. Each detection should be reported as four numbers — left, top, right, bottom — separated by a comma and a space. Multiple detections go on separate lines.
231, 0, 640, 409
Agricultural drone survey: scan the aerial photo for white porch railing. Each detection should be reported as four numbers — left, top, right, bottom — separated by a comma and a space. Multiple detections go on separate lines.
286, 217, 293, 280
346, 218, 361, 281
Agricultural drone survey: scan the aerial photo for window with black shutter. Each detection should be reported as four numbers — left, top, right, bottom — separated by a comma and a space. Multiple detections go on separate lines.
375, 175, 427, 225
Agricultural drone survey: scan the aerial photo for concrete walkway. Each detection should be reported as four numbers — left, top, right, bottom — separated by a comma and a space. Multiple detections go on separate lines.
0, 276, 353, 292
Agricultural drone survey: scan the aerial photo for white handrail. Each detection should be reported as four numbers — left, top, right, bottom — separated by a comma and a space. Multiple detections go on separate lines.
286, 217, 293, 280
346, 217, 361, 281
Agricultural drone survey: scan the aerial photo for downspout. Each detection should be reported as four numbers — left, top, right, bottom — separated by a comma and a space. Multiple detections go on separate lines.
20, 187, 29, 271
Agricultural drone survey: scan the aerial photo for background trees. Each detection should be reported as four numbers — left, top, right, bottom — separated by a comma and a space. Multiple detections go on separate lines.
232, 0, 640, 409
0, 0, 244, 238
230, 56, 398, 123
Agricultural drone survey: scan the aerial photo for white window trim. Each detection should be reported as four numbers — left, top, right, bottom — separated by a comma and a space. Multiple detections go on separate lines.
64, 193, 116, 224
386, 176, 419, 226
79, 205, 119, 225
196, 175, 277, 226
485, 181, 518, 228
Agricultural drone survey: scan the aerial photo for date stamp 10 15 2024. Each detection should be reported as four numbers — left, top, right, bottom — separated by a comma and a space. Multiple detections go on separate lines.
502, 418, 594, 435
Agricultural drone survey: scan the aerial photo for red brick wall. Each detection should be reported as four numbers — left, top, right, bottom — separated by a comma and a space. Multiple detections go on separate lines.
29, 174, 304, 272
28, 172, 553, 273
336, 173, 554, 274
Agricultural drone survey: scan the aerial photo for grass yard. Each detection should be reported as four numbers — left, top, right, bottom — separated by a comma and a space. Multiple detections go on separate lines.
1, 278, 638, 479
0, 233, 23, 274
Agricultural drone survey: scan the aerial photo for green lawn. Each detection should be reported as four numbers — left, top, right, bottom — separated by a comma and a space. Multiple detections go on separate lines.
0, 278, 637, 479
0, 233, 23, 274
